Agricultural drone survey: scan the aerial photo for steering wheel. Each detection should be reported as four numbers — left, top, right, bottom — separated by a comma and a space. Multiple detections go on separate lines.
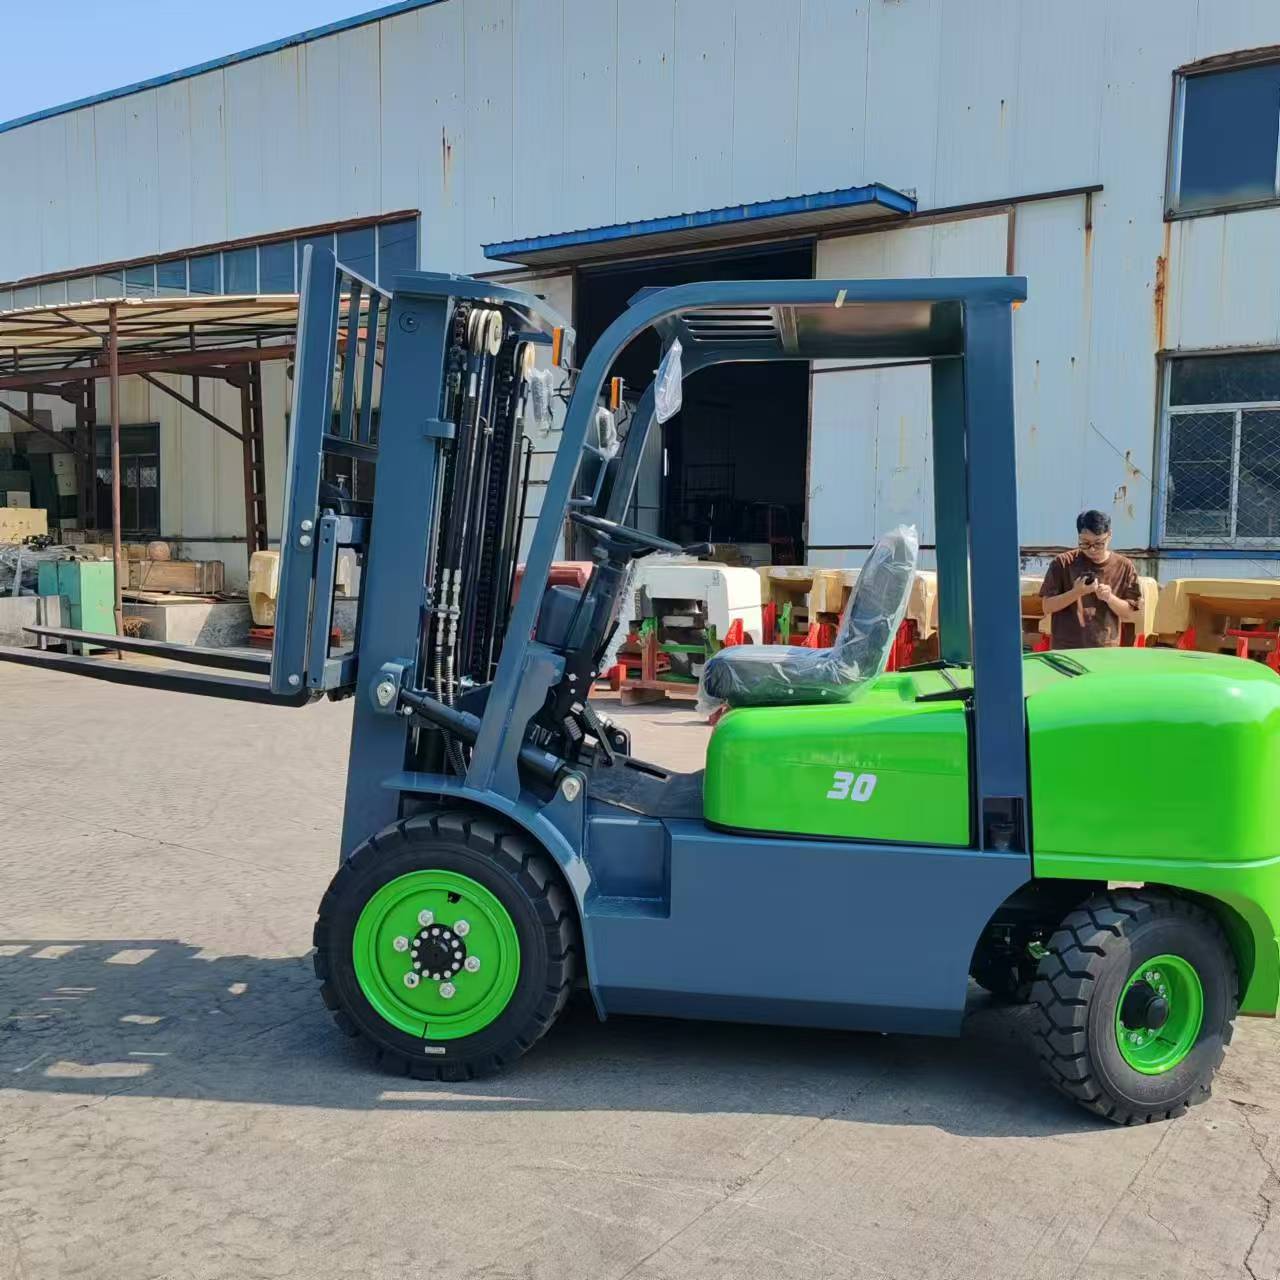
569, 511, 691, 557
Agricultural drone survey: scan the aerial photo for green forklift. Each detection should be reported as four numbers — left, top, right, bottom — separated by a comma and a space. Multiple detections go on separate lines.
7, 258, 1278, 1125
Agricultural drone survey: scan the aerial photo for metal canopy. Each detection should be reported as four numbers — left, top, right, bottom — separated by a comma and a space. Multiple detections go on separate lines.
482, 184, 916, 268
481, 272, 1031, 854
0, 295, 302, 383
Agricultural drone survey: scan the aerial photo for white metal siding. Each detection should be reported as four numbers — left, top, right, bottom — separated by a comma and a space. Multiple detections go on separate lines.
3, 0, 1280, 573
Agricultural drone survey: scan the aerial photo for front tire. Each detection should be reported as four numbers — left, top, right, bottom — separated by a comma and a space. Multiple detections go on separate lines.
314, 810, 579, 1080
1031, 890, 1237, 1124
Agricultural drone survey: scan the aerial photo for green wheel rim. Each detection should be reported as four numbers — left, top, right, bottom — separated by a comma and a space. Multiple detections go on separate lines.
352, 870, 521, 1041
1114, 953, 1204, 1075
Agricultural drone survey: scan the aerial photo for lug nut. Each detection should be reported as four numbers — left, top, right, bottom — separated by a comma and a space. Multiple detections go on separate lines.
403, 972, 420, 989
418, 910, 434, 927
440, 982, 456, 999
392, 936, 409, 952
464, 956, 480, 973
454, 920, 470, 937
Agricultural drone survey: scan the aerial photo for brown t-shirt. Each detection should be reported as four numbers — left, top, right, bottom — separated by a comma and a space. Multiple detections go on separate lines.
1040, 549, 1141, 649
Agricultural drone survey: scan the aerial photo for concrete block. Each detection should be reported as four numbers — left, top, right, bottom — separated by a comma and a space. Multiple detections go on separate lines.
126, 600, 252, 647
0, 594, 63, 647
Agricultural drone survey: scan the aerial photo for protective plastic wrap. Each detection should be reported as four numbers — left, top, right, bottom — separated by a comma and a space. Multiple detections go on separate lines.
654, 339, 683, 424
699, 525, 919, 710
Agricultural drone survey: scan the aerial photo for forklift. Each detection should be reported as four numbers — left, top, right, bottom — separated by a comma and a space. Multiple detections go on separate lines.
5, 250, 1279, 1125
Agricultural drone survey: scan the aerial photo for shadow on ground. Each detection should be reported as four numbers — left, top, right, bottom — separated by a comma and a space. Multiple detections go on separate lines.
0, 938, 1098, 1138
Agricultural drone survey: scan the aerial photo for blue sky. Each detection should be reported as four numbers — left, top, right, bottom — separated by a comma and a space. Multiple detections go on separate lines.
2, 1, 383, 123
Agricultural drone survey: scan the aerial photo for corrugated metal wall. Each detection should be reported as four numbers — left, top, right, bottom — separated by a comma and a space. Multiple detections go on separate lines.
3, 0, 1280, 579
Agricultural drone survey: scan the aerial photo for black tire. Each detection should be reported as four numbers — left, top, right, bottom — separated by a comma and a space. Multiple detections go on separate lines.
313, 809, 579, 1081
1031, 889, 1237, 1124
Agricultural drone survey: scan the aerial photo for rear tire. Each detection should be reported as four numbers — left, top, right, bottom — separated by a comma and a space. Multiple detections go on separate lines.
1031, 889, 1237, 1124
313, 810, 579, 1080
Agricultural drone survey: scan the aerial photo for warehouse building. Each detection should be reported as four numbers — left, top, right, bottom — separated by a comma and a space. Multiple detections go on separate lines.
1, 0, 1279, 586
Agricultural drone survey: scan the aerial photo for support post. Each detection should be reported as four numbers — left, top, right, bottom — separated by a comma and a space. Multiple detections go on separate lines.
107, 305, 124, 643
239, 377, 256, 566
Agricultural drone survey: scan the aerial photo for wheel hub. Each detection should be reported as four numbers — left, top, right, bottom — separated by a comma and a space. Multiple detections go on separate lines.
412, 924, 466, 981
351, 869, 521, 1042
1114, 955, 1204, 1075
1119, 981, 1170, 1032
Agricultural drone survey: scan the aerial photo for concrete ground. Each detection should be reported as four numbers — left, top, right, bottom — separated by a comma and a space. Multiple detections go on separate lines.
1, 663, 1279, 1280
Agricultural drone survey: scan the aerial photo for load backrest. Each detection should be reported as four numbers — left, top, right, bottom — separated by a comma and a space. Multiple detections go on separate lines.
832, 525, 920, 677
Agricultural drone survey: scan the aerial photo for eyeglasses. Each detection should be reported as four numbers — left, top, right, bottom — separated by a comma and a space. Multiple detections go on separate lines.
1078, 536, 1110, 551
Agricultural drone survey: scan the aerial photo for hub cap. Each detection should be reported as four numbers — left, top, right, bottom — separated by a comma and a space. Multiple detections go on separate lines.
1114, 954, 1204, 1075
352, 870, 520, 1041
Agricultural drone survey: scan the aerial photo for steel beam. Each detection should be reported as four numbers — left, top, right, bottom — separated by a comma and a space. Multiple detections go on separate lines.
137, 372, 243, 441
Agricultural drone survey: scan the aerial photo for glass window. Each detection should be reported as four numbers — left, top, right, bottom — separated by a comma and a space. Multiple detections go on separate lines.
1170, 351, 1280, 405
377, 218, 418, 284
94, 424, 160, 537
337, 226, 377, 281
13, 285, 40, 308
157, 260, 187, 295
259, 240, 295, 293
94, 270, 123, 299
125, 263, 156, 298
39, 280, 67, 305
65, 277, 95, 303
1163, 353, 1280, 546
1173, 60, 1280, 214
188, 253, 221, 295
223, 247, 257, 294
0, 290, 12, 311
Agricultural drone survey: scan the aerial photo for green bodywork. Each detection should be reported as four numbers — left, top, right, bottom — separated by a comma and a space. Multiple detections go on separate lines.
703, 673, 971, 846
704, 649, 1280, 1016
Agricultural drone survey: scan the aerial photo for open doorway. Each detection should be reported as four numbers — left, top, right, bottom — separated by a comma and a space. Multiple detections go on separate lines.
574, 241, 813, 565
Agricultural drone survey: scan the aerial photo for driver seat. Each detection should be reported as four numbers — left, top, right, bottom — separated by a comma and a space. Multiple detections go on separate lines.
700, 525, 919, 709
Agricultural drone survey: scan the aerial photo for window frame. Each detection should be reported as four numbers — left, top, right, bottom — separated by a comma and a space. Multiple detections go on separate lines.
1157, 355, 1280, 549
0, 213, 420, 305
94, 422, 162, 539
1167, 49, 1280, 220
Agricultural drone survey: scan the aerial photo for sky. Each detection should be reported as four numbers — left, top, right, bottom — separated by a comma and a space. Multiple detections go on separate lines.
1, 0, 386, 124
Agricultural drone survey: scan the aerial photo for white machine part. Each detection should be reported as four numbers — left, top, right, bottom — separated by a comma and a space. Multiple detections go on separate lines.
618, 557, 764, 644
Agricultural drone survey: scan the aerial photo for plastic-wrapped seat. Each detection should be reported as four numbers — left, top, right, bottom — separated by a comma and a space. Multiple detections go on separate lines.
699, 525, 919, 709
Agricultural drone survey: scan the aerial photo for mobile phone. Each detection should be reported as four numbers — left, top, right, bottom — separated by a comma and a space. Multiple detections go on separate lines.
1082, 573, 1096, 586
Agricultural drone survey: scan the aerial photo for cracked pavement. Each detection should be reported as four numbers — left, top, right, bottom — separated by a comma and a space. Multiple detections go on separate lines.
2, 664, 1280, 1279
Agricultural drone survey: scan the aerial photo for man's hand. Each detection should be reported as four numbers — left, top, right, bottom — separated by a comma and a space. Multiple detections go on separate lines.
1094, 582, 1115, 605
1074, 576, 1095, 599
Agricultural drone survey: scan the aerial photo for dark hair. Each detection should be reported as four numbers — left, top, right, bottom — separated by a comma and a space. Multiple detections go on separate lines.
1076, 509, 1111, 536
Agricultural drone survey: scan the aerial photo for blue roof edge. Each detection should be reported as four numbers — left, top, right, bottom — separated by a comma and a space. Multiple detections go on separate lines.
0, 0, 444, 135
482, 184, 918, 262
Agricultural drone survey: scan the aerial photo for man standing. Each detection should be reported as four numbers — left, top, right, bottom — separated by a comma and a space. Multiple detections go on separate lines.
1039, 510, 1142, 649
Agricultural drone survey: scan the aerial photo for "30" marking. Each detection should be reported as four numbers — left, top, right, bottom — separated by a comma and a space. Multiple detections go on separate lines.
826, 770, 878, 802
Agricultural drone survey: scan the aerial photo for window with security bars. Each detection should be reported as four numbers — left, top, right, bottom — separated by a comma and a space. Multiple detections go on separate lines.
1161, 352, 1280, 546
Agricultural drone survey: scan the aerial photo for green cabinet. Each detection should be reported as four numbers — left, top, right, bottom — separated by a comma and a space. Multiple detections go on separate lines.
38, 560, 115, 651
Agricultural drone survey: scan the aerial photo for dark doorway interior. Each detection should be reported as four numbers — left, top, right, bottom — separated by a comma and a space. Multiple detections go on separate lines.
574, 241, 813, 563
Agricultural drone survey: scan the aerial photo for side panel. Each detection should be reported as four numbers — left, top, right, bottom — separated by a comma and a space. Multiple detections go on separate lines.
703, 689, 970, 846
587, 821, 1029, 1036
